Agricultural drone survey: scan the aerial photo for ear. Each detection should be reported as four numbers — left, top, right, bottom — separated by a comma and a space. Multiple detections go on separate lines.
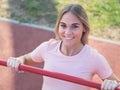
83, 29, 86, 32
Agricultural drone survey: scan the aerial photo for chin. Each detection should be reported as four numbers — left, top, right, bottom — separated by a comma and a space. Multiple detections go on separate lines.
63, 42, 73, 47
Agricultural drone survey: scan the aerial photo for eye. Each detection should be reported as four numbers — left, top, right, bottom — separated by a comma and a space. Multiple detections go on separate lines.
60, 24, 66, 28
72, 25, 79, 28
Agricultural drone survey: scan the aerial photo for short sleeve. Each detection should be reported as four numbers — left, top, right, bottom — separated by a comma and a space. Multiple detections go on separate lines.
31, 41, 49, 62
95, 52, 113, 79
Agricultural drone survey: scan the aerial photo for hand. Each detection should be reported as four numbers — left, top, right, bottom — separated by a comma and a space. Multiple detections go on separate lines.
7, 57, 21, 71
101, 79, 120, 90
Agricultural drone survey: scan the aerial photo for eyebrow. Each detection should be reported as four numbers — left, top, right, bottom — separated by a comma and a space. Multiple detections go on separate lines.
60, 22, 80, 25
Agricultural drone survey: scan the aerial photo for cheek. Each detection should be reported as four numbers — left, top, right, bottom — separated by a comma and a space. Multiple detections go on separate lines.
74, 30, 83, 39
75, 27, 84, 38
58, 28, 64, 37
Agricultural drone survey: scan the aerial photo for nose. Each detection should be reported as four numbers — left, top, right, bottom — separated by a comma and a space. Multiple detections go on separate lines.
65, 28, 72, 35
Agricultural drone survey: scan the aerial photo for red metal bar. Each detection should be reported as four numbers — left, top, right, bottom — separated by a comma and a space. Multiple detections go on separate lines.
0, 59, 120, 90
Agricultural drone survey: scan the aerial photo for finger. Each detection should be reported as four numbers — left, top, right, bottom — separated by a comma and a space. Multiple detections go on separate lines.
117, 82, 120, 88
7, 57, 22, 72
7, 57, 20, 69
11, 58, 16, 68
7, 59, 10, 67
7, 57, 13, 67
111, 80, 118, 90
101, 79, 111, 90
107, 80, 118, 90
105, 80, 112, 90
14, 60, 21, 71
9, 58, 14, 67
101, 79, 107, 90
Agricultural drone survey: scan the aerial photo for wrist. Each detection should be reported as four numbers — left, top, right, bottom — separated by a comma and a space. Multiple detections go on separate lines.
17, 57, 25, 64
117, 82, 120, 87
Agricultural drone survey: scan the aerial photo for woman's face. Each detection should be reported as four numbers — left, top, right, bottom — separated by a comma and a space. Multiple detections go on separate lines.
58, 12, 84, 47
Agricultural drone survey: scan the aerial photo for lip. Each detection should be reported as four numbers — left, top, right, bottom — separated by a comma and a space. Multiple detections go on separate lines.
64, 36, 75, 40
65, 37, 73, 39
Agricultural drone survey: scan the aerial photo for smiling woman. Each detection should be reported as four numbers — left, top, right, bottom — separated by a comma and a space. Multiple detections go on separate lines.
55, 4, 90, 45
58, 12, 84, 56
6, 4, 120, 90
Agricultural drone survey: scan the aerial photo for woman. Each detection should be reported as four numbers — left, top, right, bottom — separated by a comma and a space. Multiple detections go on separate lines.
7, 4, 120, 90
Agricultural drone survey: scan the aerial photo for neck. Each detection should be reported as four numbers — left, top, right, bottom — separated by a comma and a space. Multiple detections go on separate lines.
60, 42, 84, 56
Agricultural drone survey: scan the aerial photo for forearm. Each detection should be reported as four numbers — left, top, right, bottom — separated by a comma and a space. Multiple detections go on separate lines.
17, 53, 37, 66
101, 73, 120, 89
105, 73, 120, 82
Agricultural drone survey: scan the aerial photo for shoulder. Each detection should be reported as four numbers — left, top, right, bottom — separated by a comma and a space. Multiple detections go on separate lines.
84, 44, 99, 55
48, 38, 60, 45
85, 45, 112, 78
47, 39, 60, 50
86, 45, 109, 66
85, 44, 105, 61
36, 39, 59, 48
31, 39, 60, 60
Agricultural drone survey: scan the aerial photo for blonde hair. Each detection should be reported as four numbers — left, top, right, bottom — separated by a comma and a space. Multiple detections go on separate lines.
55, 4, 90, 44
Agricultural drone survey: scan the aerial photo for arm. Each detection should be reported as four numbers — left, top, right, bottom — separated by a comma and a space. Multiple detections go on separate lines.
7, 52, 44, 70
7, 41, 48, 70
17, 53, 38, 66
101, 73, 120, 90
106, 73, 120, 82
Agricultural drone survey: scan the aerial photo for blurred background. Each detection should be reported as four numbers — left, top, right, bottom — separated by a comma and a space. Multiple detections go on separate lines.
0, 0, 120, 41
0, 0, 120, 90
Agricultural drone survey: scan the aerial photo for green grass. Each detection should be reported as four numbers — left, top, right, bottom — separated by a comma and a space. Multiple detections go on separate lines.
1, 0, 119, 41
55, 0, 120, 29
14, 0, 120, 30
18, 0, 59, 27
86, 0, 120, 29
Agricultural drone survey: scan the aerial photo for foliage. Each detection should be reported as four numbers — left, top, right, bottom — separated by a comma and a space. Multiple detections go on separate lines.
0, 0, 119, 41
20, 0, 58, 27
55, 0, 120, 29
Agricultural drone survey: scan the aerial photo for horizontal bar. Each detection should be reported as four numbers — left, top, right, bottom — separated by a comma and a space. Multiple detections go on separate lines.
0, 59, 119, 90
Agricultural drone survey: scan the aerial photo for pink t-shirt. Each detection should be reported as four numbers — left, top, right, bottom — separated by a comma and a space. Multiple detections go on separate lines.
31, 39, 112, 90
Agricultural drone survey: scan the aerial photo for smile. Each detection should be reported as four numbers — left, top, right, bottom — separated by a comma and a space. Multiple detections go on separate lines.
64, 36, 74, 40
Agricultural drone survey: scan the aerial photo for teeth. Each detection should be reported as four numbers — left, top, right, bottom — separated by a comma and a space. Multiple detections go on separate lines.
64, 36, 73, 40
65, 37, 73, 40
